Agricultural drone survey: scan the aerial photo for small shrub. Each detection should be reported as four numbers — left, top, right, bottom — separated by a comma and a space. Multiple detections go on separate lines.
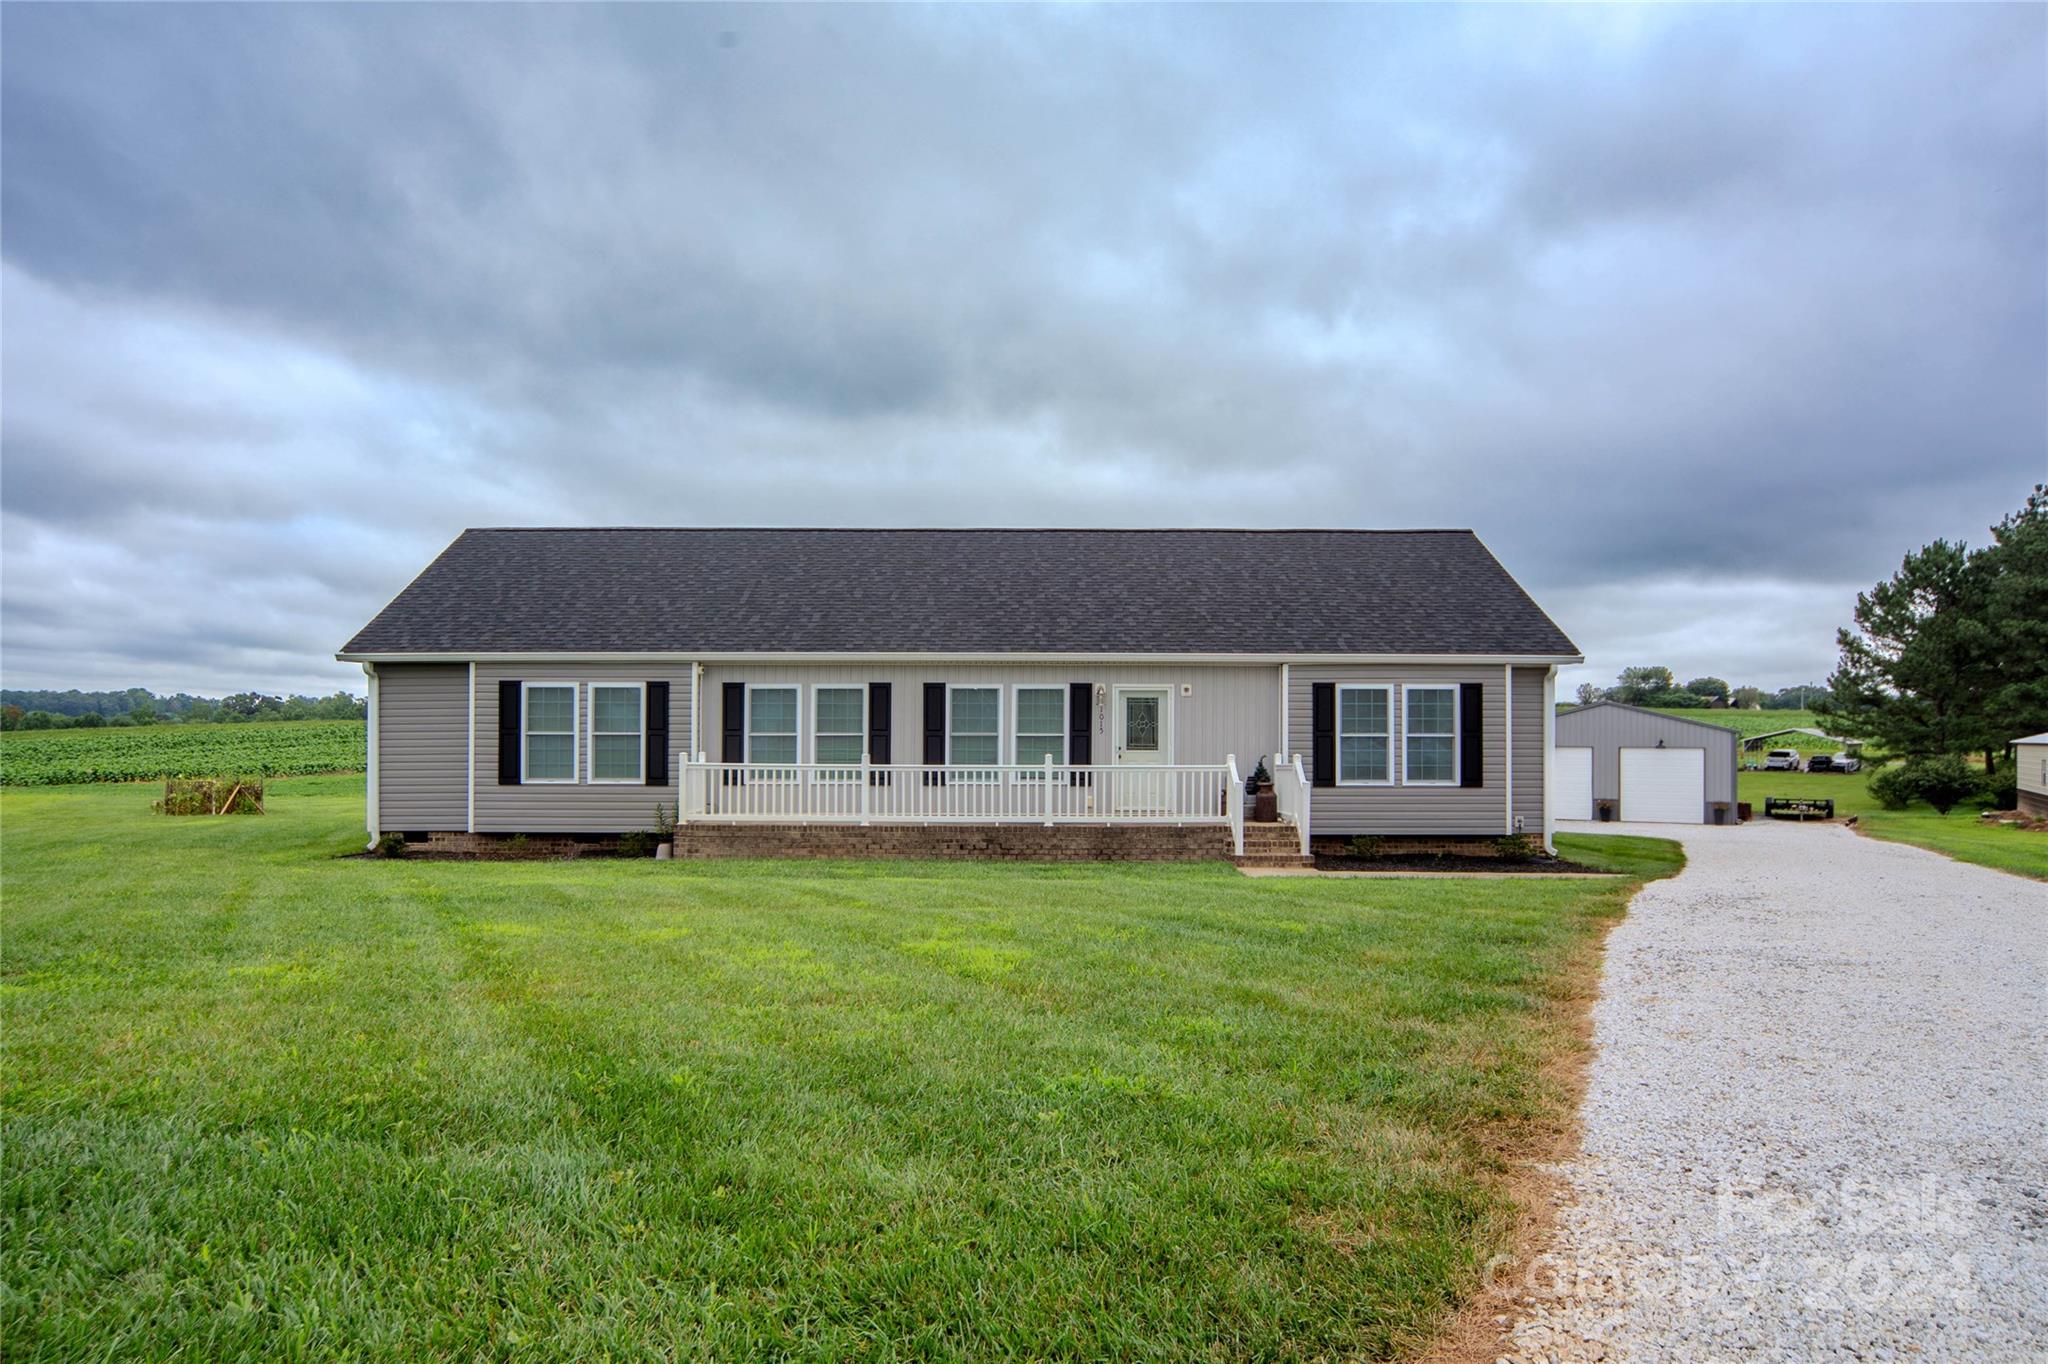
1868, 763, 1916, 811
619, 830, 654, 858
1247, 759, 1272, 795
505, 834, 533, 856
1985, 778, 2018, 812
1870, 755, 1986, 816
1492, 833, 1537, 863
1348, 835, 1383, 860
374, 832, 406, 858
652, 802, 677, 839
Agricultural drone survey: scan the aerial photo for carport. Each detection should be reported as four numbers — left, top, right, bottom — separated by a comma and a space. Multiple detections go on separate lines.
1552, 701, 1739, 824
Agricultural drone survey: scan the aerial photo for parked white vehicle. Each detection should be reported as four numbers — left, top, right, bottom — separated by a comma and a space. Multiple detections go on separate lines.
1811, 751, 1861, 773
1763, 749, 1803, 771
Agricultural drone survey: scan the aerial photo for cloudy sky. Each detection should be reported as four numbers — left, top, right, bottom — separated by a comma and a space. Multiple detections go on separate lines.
3, 3, 2042, 699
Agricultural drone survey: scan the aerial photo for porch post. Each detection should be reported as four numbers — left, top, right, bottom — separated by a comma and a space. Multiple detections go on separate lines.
861, 753, 871, 826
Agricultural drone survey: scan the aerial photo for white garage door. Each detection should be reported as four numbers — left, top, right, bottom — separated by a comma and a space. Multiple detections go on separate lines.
1552, 746, 1594, 820
1620, 747, 1705, 824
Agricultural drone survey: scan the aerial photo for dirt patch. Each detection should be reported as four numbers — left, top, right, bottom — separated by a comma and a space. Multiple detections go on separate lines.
1410, 872, 1637, 1364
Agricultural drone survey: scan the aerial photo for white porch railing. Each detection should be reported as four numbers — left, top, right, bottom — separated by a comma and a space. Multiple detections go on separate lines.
678, 753, 1244, 847
1270, 752, 1311, 858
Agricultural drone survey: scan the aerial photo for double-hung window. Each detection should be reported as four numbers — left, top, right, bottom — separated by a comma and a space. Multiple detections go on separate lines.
1403, 686, 1458, 785
948, 686, 1000, 781
523, 684, 577, 783
1013, 687, 1065, 777
589, 684, 644, 782
812, 686, 864, 780
747, 686, 799, 773
1336, 685, 1391, 784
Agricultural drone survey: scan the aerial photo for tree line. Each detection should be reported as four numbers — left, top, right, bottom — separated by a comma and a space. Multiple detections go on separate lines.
1573, 669, 1824, 712
1, 687, 366, 732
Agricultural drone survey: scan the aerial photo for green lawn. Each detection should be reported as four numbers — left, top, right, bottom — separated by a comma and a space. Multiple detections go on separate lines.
1738, 768, 2047, 880
1, 777, 1672, 1362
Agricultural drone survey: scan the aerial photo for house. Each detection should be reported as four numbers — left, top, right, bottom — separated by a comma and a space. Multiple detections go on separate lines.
337, 529, 1581, 859
1553, 701, 1739, 824
2016, 732, 2048, 817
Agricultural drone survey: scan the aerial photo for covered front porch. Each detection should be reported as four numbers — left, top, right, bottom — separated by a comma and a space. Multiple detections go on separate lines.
673, 754, 1310, 861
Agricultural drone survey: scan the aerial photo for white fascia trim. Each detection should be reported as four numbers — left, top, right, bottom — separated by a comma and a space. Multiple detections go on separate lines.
337, 650, 1585, 666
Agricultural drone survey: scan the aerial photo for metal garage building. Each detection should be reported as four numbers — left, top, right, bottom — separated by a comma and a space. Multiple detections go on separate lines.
1552, 702, 1739, 824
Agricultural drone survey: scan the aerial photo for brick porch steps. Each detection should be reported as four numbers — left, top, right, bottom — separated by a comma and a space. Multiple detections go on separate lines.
1235, 821, 1312, 869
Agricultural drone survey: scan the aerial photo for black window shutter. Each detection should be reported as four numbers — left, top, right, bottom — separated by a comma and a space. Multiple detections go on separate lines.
1311, 683, 1335, 788
645, 681, 670, 785
1459, 682, 1484, 788
922, 682, 946, 785
497, 680, 522, 785
868, 682, 892, 784
1068, 682, 1093, 786
721, 682, 745, 763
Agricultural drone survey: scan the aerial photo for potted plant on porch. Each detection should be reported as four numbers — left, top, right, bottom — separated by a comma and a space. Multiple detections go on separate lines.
1247, 759, 1277, 823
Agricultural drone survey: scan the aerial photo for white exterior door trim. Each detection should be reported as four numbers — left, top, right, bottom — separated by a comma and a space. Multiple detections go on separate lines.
1110, 685, 1175, 766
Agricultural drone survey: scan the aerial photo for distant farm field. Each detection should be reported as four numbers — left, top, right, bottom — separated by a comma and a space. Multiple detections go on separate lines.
0, 720, 365, 786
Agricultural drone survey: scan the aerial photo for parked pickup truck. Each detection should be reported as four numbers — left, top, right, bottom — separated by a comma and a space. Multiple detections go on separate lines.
1763, 749, 1803, 771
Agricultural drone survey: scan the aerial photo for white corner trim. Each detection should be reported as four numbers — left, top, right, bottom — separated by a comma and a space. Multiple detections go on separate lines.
363, 662, 380, 849
1542, 665, 1558, 854
466, 661, 476, 833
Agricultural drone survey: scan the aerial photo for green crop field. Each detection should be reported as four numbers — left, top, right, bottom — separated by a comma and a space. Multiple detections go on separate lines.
0, 720, 365, 787
0, 775, 1682, 1362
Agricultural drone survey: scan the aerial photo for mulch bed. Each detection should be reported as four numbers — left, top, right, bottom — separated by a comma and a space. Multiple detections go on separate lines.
1313, 853, 1606, 874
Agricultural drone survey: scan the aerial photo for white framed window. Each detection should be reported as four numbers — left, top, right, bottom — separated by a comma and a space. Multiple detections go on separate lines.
588, 683, 644, 783
947, 685, 1001, 781
1403, 685, 1458, 785
1336, 685, 1392, 785
812, 685, 865, 780
1013, 686, 1066, 778
746, 684, 800, 771
522, 682, 578, 783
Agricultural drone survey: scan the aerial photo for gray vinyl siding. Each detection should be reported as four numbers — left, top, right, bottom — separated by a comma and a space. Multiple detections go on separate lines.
697, 663, 1279, 771
470, 662, 693, 833
377, 664, 468, 831
2018, 743, 2048, 798
1512, 667, 1546, 833
1554, 703, 1737, 822
1286, 663, 1545, 836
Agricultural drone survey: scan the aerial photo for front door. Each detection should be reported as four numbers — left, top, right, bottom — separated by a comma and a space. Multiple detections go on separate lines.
1112, 687, 1172, 813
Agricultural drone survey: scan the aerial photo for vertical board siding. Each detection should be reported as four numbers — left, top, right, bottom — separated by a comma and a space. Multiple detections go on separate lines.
697, 663, 1279, 774
1554, 704, 1738, 821
1287, 663, 1547, 836
471, 662, 694, 833
377, 664, 469, 830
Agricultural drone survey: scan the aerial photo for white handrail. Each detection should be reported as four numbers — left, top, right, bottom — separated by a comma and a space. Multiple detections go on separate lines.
1271, 752, 1312, 858
1226, 754, 1245, 857
673, 757, 1235, 826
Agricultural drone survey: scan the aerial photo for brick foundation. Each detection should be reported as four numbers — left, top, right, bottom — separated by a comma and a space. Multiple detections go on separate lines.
669, 822, 1234, 862
1310, 834, 1523, 858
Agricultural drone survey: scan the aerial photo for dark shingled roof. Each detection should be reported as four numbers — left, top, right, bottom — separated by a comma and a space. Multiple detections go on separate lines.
339, 528, 1579, 657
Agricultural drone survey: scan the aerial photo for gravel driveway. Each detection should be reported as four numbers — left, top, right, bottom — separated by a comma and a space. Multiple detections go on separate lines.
1505, 820, 2046, 1362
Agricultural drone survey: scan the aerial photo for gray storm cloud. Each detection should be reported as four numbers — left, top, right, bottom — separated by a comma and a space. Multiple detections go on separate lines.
2, 3, 2042, 696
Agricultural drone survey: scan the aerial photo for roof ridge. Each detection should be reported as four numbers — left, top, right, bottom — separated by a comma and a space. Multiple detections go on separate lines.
460, 526, 1482, 535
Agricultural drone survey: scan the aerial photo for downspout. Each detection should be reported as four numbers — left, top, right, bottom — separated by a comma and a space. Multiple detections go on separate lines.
1278, 663, 1290, 764
1503, 662, 1513, 835
691, 661, 703, 765
466, 661, 476, 834
362, 662, 380, 849
1542, 665, 1558, 854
